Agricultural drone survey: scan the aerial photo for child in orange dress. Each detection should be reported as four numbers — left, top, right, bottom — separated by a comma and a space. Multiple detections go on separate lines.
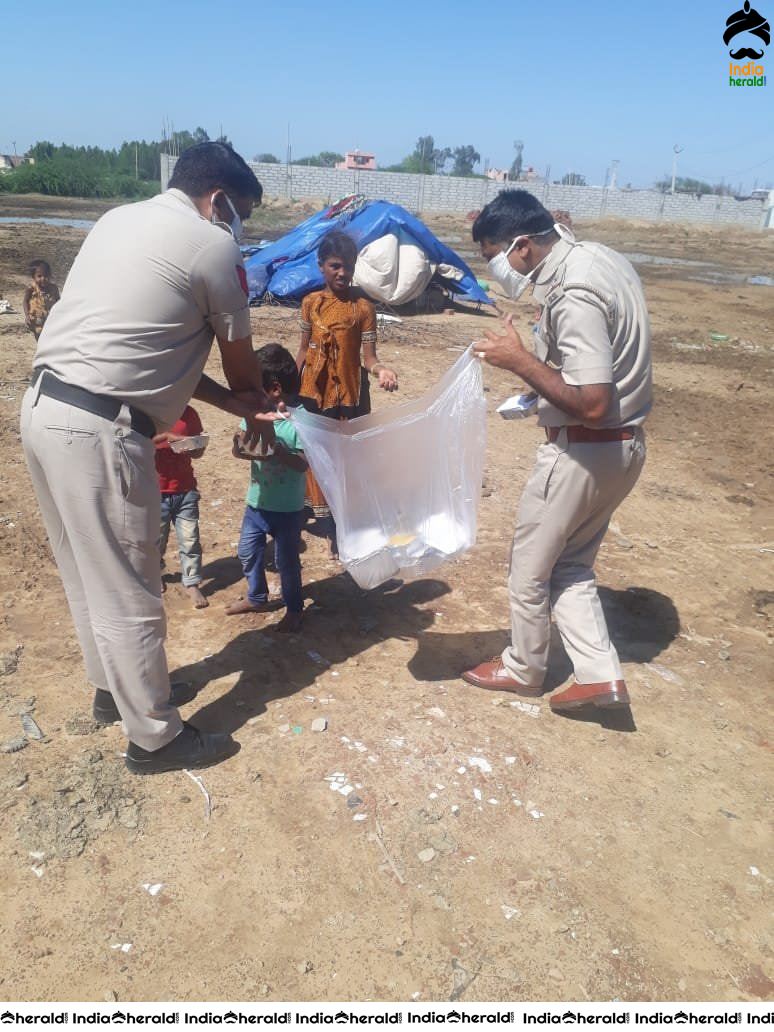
23, 260, 60, 340
296, 230, 398, 557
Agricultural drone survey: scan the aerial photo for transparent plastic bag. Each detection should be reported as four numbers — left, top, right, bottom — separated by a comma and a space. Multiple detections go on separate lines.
291, 347, 486, 589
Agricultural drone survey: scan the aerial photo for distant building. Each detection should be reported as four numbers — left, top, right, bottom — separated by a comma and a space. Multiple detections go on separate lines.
485, 168, 509, 182
336, 150, 377, 171
0, 154, 31, 173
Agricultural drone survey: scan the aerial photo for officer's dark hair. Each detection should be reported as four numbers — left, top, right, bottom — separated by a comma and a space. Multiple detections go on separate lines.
168, 141, 263, 201
28, 259, 52, 277
472, 189, 554, 244
257, 342, 300, 397
318, 230, 358, 267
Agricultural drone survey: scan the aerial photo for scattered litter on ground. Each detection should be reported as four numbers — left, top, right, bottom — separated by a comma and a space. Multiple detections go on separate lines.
1, 736, 28, 754
529, 809, 545, 819
21, 714, 44, 740
277, 723, 291, 733
418, 847, 436, 863
646, 663, 685, 685
324, 772, 354, 797
488, 798, 499, 805
509, 700, 540, 717
111, 943, 132, 953
346, 795, 363, 809
505, 756, 516, 764
749, 866, 760, 877
352, 813, 367, 822
0, 645, 23, 676
30, 864, 44, 878
182, 769, 211, 820
468, 756, 492, 774
501, 904, 520, 920
311, 718, 328, 733
473, 788, 482, 801
292, 725, 303, 735
141, 883, 163, 896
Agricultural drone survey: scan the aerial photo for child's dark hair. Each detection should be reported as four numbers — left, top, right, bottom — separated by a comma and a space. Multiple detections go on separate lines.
318, 230, 358, 267
28, 259, 52, 277
257, 342, 300, 396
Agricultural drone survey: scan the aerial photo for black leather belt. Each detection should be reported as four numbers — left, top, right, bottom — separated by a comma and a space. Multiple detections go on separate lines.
32, 368, 156, 439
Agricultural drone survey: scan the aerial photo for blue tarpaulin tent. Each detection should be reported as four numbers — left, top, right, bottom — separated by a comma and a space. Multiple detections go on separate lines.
243, 195, 492, 306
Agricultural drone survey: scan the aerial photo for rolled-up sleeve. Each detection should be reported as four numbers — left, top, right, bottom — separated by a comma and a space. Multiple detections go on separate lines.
190, 235, 251, 341
551, 289, 613, 385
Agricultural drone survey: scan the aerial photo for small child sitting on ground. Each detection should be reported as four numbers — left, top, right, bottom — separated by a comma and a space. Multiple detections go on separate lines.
226, 343, 308, 633
154, 405, 209, 609
23, 260, 60, 340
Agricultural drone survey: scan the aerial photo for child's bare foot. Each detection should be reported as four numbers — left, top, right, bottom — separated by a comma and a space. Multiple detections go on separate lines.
225, 597, 283, 616
275, 612, 303, 633
185, 585, 209, 609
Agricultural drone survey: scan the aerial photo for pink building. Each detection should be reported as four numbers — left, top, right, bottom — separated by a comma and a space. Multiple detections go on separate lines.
336, 150, 377, 171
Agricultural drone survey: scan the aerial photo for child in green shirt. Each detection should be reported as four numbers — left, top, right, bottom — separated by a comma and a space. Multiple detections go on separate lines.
226, 344, 308, 632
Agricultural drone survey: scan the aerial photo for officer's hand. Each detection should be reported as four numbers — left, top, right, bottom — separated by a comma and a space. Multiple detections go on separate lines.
233, 388, 281, 451
474, 315, 529, 375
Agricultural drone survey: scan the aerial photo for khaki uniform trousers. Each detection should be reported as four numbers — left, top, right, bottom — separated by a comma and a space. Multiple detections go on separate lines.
20, 382, 183, 751
502, 428, 646, 687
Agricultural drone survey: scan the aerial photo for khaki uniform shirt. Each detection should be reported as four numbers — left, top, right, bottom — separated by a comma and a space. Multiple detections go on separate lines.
34, 189, 251, 430
530, 238, 652, 428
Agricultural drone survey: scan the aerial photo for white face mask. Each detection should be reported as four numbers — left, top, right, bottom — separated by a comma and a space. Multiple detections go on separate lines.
211, 191, 243, 243
488, 250, 533, 299
487, 224, 566, 299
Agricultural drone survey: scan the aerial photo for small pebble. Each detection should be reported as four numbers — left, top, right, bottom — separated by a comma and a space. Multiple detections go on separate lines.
311, 717, 328, 733
718, 650, 731, 661
418, 848, 436, 863
297, 960, 313, 974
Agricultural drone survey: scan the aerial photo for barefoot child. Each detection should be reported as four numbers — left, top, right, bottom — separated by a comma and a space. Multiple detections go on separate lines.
227, 343, 307, 633
296, 230, 398, 558
154, 405, 208, 609
23, 260, 60, 340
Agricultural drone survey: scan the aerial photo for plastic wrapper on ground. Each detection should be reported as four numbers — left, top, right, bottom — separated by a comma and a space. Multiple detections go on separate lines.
291, 347, 486, 590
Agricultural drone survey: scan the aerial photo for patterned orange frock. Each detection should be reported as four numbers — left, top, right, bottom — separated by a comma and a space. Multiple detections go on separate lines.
298, 289, 377, 514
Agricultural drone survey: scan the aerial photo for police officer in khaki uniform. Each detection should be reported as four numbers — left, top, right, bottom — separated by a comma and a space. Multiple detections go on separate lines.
462, 190, 652, 712
21, 143, 274, 772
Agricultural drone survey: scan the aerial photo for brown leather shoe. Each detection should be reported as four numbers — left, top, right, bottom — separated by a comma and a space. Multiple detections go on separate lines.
461, 658, 542, 696
550, 680, 630, 712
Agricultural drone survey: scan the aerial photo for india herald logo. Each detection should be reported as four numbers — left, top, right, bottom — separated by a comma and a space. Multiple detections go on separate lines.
724, 0, 770, 58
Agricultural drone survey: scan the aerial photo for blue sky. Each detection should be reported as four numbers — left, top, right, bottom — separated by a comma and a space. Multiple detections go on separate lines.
3, 0, 772, 191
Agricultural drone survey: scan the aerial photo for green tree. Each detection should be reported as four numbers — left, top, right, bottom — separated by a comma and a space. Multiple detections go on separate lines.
510, 140, 524, 180
253, 153, 280, 163
296, 151, 344, 167
451, 145, 481, 177
655, 176, 715, 196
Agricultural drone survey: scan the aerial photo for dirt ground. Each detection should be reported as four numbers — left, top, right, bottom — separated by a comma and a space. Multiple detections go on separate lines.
0, 195, 772, 1004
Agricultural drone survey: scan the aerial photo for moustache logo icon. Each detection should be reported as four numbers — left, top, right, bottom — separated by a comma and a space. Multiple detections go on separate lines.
723, 0, 770, 54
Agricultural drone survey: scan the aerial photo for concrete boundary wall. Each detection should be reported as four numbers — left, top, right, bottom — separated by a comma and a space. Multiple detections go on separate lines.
160, 154, 768, 228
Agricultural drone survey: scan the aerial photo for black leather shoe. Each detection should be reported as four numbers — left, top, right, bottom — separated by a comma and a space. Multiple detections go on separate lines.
125, 722, 237, 775
92, 682, 198, 724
